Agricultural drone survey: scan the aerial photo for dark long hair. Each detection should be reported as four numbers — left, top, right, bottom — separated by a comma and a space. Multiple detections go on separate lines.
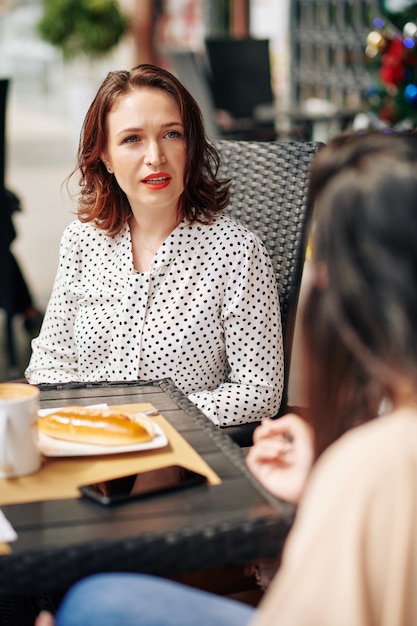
304, 132, 417, 458
70, 64, 230, 235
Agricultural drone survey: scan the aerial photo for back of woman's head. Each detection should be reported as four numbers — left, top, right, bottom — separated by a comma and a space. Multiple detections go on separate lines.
304, 132, 417, 457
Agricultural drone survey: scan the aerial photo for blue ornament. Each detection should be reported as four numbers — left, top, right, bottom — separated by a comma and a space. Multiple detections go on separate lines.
404, 83, 417, 102
403, 36, 416, 48
373, 16, 385, 29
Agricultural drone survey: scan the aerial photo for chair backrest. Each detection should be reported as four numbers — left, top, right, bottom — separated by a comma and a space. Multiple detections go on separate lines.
205, 38, 274, 120
216, 139, 322, 443
167, 49, 276, 142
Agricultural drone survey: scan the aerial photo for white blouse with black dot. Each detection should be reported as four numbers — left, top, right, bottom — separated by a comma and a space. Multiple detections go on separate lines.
26, 215, 284, 426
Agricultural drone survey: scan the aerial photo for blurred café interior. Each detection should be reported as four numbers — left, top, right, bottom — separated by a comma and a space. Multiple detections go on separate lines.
0, 0, 406, 384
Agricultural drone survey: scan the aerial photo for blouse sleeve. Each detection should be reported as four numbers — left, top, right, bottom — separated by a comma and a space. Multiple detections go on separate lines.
188, 233, 284, 427
25, 222, 82, 383
251, 414, 417, 626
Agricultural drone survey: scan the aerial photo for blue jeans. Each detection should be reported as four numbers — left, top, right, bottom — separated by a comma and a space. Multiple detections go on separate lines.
55, 573, 257, 626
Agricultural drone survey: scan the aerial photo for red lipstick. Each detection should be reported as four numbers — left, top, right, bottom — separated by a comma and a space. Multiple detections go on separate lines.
142, 172, 172, 190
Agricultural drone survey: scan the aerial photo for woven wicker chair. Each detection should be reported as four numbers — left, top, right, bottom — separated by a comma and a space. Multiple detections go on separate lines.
216, 139, 323, 446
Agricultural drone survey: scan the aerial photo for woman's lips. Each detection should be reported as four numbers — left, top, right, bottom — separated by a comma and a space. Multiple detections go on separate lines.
142, 172, 172, 190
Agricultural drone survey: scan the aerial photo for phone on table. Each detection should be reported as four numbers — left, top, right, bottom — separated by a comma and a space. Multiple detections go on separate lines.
79, 465, 207, 506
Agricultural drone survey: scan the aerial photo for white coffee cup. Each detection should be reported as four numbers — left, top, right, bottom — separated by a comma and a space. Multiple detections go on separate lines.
0, 383, 41, 478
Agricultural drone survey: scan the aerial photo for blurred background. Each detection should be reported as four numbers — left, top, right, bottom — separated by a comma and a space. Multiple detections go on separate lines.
0, 0, 397, 384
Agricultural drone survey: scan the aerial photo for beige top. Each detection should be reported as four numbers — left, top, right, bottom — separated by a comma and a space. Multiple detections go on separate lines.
252, 409, 417, 626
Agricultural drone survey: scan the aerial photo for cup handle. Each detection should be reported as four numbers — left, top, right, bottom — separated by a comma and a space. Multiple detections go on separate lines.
0, 409, 11, 474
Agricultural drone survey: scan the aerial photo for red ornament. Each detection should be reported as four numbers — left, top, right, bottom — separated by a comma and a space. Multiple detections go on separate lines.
380, 36, 407, 88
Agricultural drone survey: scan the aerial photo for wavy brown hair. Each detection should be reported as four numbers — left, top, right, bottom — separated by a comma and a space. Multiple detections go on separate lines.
303, 132, 417, 458
69, 64, 231, 235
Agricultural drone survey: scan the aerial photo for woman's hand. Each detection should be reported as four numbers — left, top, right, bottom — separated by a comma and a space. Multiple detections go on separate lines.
246, 413, 314, 504
35, 611, 55, 626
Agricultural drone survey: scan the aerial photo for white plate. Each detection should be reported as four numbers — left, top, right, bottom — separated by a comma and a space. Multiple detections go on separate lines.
36, 406, 168, 457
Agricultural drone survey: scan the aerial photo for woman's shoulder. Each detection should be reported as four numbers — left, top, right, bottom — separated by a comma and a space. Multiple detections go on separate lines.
208, 214, 265, 246
62, 220, 102, 239
212, 213, 254, 232
61, 220, 127, 245
331, 409, 417, 456
201, 215, 274, 268
287, 410, 417, 557
312, 409, 417, 492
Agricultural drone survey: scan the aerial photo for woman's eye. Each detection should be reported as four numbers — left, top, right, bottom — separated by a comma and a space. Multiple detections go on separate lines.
165, 130, 182, 139
123, 135, 139, 144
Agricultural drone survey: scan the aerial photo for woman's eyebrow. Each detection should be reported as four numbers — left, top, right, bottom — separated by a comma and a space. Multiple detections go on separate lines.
116, 121, 184, 135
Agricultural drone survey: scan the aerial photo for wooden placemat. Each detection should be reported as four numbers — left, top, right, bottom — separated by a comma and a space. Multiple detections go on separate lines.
0, 403, 221, 506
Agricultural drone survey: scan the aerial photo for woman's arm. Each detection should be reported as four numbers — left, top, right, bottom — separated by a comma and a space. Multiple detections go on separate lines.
188, 234, 284, 426
25, 223, 81, 383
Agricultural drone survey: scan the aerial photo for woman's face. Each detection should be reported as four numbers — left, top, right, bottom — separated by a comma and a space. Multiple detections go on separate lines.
101, 86, 186, 217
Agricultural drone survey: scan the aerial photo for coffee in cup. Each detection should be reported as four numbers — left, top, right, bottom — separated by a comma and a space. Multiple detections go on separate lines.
0, 383, 41, 478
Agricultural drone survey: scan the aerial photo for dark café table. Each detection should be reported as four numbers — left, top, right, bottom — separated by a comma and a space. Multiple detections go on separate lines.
0, 379, 295, 598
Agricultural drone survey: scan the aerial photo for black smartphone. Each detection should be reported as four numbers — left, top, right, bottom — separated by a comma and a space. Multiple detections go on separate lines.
79, 465, 207, 505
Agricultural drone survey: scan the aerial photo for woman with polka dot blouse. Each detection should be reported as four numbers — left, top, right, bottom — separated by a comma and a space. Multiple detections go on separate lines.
25, 64, 284, 427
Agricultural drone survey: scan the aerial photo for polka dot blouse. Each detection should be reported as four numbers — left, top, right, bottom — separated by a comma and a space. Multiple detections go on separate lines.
26, 215, 284, 426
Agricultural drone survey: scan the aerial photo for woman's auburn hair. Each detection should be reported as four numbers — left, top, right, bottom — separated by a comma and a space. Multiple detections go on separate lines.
70, 64, 231, 236
303, 131, 417, 459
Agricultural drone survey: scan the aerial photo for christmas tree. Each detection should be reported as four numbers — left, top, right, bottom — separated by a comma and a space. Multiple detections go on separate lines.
366, 0, 417, 126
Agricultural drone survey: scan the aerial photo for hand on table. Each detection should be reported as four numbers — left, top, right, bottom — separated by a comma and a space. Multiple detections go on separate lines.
245, 413, 314, 504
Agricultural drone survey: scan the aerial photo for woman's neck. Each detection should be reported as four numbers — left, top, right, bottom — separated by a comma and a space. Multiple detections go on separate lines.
129, 211, 181, 273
